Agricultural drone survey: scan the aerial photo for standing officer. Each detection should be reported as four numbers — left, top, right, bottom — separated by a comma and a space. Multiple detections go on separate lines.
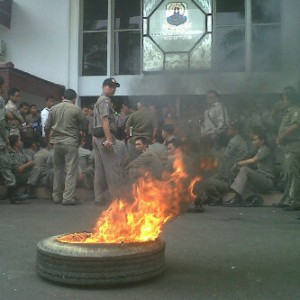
0, 76, 28, 204
276, 87, 300, 211
93, 78, 127, 205
45, 89, 86, 205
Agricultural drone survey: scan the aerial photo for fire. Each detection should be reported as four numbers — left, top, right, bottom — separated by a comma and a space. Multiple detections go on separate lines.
58, 155, 201, 244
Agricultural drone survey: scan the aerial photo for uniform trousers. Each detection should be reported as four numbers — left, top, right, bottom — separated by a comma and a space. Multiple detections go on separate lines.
231, 166, 274, 200
93, 137, 124, 203
282, 142, 300, 208
0, 148, 15, 187
52, 144, 78, 203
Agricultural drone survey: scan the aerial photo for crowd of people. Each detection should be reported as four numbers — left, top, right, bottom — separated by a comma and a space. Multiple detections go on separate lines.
0, 75, 299, 212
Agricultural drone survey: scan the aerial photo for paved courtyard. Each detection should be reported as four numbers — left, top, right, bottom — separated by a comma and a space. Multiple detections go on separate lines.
0, 195, 299, 300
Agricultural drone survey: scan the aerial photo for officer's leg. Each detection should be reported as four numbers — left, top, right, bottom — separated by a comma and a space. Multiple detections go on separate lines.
100, 141, 124, 200
284, 148, 300, 209
93, 137, 108, 204
62, 145, 78, 203
52, 144, 65, 203
27, 167, 43, 198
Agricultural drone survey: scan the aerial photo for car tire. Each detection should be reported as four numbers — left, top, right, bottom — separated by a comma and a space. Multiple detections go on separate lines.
36, 234, 166, 286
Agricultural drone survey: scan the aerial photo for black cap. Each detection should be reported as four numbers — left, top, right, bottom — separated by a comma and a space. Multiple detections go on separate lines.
0, 76, 4, 86
103, 78, 120, 88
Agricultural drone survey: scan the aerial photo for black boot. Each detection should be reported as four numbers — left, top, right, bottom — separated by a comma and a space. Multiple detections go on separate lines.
7, 186, 29, 204
27, 184, 37, 199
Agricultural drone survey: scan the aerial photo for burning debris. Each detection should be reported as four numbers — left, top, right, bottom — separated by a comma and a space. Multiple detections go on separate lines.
58, 155, 201, 244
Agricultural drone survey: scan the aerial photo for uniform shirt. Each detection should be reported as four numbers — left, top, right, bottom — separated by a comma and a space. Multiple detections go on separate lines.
46, 100, 86, 147
78, 146, 93, 172
0, 96, 7, 149
5, 99, 24, 135
126, 148, 163, 180
126, 107, 158, 141
41, 107, 50, 137
224, 134, 253, 167
278, 106, 300, 144
9, 149, 30, 173
93, 94, 117, 134
33, 148, 49, 169
23, 148, 36, 160
255, 145, 274, 178
201, 102, 229, 137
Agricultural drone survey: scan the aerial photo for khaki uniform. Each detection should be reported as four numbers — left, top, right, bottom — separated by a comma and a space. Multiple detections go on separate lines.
126, 145, 166, 181
231, 145, 274, 200
126, 107, 158, 143
46, 100, 86, 204
278, 106, 300, 209
27, 148, 49, 186
5, 99, 24, 136
93, 94, 127, 203
0, 96, 15, 187
197, 134, 253, 204
9, 149, 32, 186
78, 146, 94, 188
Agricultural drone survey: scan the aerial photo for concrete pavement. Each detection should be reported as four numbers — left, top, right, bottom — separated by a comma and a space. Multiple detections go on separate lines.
0, 195, 299, 300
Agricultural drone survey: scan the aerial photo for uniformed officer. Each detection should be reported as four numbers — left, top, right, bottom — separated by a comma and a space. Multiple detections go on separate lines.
228, 129, 275, 206
0, 77, 28, 204
125, 100, 158, 147
276, 88, 300, 210
5, 87, 25, 136
45, 89, 86, 205
93, 78, 127, 205
27, 137, 49, 198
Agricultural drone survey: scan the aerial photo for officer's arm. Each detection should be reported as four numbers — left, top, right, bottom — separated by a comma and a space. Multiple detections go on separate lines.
102, 116, 112, 142
16, 160, 34, 174
236, 156, 259, 167
278, 123, 299, 143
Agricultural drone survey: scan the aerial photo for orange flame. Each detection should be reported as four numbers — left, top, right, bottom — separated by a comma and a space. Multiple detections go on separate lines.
58, 155, 201, 244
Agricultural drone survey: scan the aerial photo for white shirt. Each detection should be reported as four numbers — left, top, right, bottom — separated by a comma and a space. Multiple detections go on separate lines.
41, 107, 50, 137
201, 102, 229, 137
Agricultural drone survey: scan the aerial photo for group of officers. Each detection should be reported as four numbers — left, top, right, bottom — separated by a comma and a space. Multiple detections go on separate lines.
1, 74, 300, 211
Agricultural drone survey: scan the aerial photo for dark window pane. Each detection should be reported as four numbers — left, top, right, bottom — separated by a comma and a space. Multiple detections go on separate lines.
214, 27, 245, 72
252, 0, 281, 23
82, 33, 107, 76
114, 31, 140, 75
216, 0, 245, 25
83, 0, 108, 30
115, 0, 141, 29
251, 25, 281, 71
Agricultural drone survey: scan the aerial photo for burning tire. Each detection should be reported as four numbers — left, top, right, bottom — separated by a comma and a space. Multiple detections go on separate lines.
36, 235, 166, 286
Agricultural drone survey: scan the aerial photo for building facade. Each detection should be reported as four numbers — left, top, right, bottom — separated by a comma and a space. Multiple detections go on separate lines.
1, 0, 300, 106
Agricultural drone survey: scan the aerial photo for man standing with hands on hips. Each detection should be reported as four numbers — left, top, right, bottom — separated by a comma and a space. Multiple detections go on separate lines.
93, 78, 127, 205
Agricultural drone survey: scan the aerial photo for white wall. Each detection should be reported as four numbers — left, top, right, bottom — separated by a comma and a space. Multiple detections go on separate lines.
0, 0, 71, 87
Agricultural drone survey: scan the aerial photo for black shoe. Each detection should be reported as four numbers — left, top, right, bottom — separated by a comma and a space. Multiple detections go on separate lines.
9, 193, 29, 204
245, 195, 264, 207
62, 198, 80, 206
224, 194, 243, 207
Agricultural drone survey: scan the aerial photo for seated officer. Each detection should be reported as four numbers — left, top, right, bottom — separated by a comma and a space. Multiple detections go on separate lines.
27, 137, 49, 198
125, 137, 163, 181
8, 135, 34, 189
226, 128, 275, 207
